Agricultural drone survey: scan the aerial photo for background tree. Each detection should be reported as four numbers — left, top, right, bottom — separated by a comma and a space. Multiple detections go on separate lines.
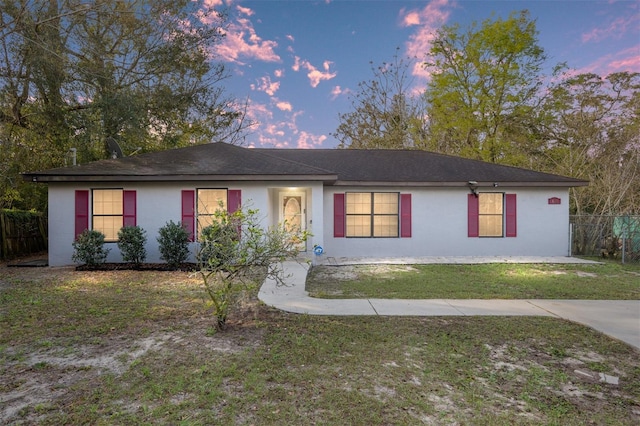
535, 71, 640, 216
0, 0, 252, 210
333, 51, 427, 149
423, 10, 547, 165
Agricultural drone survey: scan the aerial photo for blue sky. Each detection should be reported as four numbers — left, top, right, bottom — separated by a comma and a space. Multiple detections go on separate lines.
206, 0, 639, 149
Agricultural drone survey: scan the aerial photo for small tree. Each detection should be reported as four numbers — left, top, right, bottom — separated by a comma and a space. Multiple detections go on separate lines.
117, 226, 147, 267
72, 229, 110, 266
197, 207, 308, 331
157, 220, 190, 269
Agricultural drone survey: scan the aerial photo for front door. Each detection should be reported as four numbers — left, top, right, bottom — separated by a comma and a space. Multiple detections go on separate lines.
280, 192, 306, 251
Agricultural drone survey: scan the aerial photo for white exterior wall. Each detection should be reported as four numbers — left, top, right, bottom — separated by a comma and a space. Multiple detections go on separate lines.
322, 186, 571, 258
48, 182, 570, 266
48, 181, 325, 266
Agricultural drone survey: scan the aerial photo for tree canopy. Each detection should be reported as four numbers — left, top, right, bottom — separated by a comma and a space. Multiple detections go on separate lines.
423, 10, 546, 165
1, 0, 250, 210
334, 10, 639, 215
333, 52, 427, 149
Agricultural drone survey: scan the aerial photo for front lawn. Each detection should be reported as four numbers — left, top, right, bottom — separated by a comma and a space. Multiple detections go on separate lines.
1, 264, 639, 425
306, 261, 640, 299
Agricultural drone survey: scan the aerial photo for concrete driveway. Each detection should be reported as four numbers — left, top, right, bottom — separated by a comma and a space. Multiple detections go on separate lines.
258, 259, 640, 350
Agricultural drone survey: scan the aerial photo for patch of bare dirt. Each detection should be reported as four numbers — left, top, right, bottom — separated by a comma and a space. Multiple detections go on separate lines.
0, 261, 274, 424
1, 310, 271, 425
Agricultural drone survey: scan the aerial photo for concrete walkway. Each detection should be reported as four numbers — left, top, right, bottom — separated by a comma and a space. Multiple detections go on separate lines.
258, 258, 640, 350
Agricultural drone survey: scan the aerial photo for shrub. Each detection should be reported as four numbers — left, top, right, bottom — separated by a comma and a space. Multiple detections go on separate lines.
197, 219, 239, 269
198, 207, 310, 331
72, 229, 110, 266
157, 220, 190, 268
117, 226, 147, 266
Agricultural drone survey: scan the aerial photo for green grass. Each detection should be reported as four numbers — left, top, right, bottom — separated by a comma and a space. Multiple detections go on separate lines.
1, 266, 639, 425
306, 261, 640, 299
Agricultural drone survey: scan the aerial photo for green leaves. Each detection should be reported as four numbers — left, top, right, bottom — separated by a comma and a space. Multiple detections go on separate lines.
0, 0, 250, 210
424, 10, 546, 165
197, 206, 310, 330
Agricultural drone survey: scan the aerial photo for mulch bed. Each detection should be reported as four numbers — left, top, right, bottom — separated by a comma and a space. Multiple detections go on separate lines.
75, 263, 198, 272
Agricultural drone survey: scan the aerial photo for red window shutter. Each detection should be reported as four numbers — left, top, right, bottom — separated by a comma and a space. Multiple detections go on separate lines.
334, 193, 345, 238
400, 193, 412, 238
468, 193, 479, 237
505, 193, 517, 237
181, 190, 195, 241
227, 189, 241, 214
75, 190, 89, 238
123, 190, 137, 227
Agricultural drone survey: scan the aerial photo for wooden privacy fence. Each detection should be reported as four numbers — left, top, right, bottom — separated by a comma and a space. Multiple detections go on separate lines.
0, 210, 48, 260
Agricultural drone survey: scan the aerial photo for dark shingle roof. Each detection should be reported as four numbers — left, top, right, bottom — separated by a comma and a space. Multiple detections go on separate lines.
24, 142, 336, 182
254, 148, 588, 186
24, 142, 588, 187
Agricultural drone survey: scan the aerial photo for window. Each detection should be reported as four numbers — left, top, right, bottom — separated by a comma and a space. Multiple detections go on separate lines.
479, 193, 503, 237
182, 189, 241, 241
468, 193, 517, 238
345, 192, 399, 237
92, 189, 123, 241
77, 190, 135, 241
197, 189, 227, 235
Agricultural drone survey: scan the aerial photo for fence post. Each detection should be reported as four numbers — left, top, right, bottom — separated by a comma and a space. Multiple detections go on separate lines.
0, 212, 7, 260
568, 223, 573, 257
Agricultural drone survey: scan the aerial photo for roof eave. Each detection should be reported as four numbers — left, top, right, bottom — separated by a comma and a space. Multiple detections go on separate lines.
329, 180, 589, 187
24, 174, 338, 183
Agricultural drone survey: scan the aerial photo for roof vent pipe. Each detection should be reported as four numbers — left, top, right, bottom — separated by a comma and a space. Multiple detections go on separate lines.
70, 148, 77, 166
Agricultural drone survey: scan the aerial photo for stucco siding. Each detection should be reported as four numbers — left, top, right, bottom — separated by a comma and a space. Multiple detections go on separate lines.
48, 181, 325, 266
322, 187, 571, 259
48, 182, 570, 266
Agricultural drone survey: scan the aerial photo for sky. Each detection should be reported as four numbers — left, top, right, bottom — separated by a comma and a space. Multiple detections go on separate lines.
206, 0, 640, 149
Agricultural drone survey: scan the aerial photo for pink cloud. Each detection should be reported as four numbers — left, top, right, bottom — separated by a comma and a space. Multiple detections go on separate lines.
202, 0, 225, 7
402, 10, 421, 27
292, 56, 337, 87
582, 15, 639, 43
246, 101, 273, 123
264, 123, 285, 137
575, 46, 640, 75
330, 85, 352, 100
236, 5, 254, 16
212, 6, 280, 64
251, 76, 280, 96
286, 34, 295, 42
275, 101, 293, 111
274, 69, 284, 78
296, 131, 327, 149
399, 0, 454, 80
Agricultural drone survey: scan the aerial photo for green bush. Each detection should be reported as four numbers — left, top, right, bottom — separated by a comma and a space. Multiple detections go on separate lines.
72, 229, 110, 266
197, 220, 239, 269
117, 226, 147, 266
157, 220, 190, 268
